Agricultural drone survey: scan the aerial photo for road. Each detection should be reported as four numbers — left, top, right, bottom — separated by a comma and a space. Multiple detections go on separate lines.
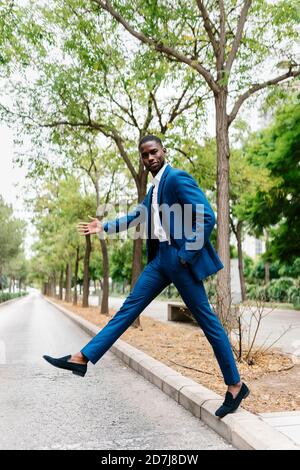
89, 295, 300, 358
0, 293, 233, 450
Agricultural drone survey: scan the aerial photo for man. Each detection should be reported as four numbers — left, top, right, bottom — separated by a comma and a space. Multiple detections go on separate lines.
43, 135, 249, 418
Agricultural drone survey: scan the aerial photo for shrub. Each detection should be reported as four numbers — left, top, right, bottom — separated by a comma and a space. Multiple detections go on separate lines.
266, 277, 294, 302
245, 283, 269, 301
288, 285, 300, 309
0, 292, 27, 304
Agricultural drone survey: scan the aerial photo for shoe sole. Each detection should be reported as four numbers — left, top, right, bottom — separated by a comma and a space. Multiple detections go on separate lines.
72, 370, 86, 377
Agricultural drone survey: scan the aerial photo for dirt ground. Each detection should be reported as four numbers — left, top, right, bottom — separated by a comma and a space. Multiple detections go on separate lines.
52, 298, 300, 415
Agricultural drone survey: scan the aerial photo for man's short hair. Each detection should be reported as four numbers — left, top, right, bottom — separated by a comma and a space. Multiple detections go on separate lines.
138, 134, 163, 150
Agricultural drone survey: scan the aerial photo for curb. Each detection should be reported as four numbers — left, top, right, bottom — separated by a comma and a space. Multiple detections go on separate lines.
43, 296, 299, 450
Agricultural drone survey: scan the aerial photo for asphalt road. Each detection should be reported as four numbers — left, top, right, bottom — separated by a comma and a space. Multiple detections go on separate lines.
0, 293, 234, 450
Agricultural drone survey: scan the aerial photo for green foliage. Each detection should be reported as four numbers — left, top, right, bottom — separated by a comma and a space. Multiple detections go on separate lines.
267, 277, 294, 302
243, 98, 300, 262
28, 175, 95, 285
246, 277, 299, 305
288, 285, 300, 309
110, 239, 133, 284
0, 291, 27, 303
0, 195, 26, 278
244, 256, 300, 283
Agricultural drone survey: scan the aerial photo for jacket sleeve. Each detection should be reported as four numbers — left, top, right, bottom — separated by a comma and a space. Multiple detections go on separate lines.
102, 197, 147, 234
175, 171, 216, 264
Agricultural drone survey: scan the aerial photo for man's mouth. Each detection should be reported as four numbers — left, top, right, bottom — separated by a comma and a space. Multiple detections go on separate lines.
150, 162, 159, 168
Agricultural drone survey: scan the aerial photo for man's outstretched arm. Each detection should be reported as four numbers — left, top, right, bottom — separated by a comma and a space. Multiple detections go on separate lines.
77, 198, 147, 237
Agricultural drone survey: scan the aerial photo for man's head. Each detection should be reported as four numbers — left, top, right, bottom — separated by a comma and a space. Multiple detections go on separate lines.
139, 134, 166, 176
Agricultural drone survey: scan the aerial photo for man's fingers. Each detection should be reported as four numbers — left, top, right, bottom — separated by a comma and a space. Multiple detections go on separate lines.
78, 230, 93, 235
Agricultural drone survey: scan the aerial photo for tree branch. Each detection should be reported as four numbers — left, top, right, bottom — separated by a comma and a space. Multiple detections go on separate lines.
218, 0, 226, 72
150, 90, 164, 132
41, 117, 139, 186
228, 69, 300, 125
195, 0, 219, 58
174, 147, 195, 168
225, 0, 252, 73
92, 0, 219, 93
140, 93, 154, 136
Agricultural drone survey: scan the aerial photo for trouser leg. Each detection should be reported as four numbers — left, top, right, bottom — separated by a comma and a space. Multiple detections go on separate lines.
81, 257, 169, 364
166, 246, 240, 385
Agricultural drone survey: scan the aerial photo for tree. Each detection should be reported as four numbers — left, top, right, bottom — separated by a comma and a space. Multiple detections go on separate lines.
243, 97, 300, 263
29, 175, 96, 305
90, 0, 300, 322
0, 196, 25, 287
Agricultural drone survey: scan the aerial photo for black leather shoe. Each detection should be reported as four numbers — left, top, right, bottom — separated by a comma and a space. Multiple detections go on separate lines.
215, 383, 250, 418
43, 354, 87, 377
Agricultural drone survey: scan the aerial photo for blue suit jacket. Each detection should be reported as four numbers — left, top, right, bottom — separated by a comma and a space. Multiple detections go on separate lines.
103, 164, 224, 281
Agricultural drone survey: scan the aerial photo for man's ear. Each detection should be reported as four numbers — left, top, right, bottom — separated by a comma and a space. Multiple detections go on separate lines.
163, 147, 167, 154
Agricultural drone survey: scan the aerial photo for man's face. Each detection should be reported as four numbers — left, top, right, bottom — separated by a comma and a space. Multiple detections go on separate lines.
140, 140, 166, 176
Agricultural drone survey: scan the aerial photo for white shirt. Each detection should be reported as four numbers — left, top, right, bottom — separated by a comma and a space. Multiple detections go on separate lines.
150, 162, 169, 242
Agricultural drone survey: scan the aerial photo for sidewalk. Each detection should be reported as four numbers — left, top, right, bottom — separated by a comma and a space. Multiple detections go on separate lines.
45, 296, 300, 450
259, 412, 300, 446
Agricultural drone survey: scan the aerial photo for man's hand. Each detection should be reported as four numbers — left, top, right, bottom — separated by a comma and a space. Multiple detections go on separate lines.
77, 216, 103, 236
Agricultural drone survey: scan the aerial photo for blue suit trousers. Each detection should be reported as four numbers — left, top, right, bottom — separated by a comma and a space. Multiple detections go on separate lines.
81, 242, 240, 385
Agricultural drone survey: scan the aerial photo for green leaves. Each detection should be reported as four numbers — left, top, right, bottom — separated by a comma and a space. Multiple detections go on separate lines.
241, 97, 300, 261
0, 195, 25, 275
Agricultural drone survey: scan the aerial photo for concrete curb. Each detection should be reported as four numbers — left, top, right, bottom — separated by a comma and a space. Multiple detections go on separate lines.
43, 296, 299, 450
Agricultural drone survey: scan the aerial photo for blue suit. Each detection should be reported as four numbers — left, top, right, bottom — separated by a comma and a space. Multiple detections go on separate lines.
81, 164, 240, 385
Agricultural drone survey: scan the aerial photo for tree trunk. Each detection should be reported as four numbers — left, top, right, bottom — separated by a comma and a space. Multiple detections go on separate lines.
46, 279, 50, 296
99, 237, 109, 314
51, 276, 55, 297
73, 246, 80, 306
82, 235, 91, 308
236, 221, 247, 302
215, 91, 232, 331
265, 262, 270, 285
59, 269, 63, 300
131, 236, 143, 289
264, 229, 270, 284
65, 262, 72, 302
130, 171, 148, 327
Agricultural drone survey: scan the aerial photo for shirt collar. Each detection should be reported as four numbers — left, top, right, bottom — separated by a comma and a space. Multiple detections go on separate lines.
151, 162, 169, 187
